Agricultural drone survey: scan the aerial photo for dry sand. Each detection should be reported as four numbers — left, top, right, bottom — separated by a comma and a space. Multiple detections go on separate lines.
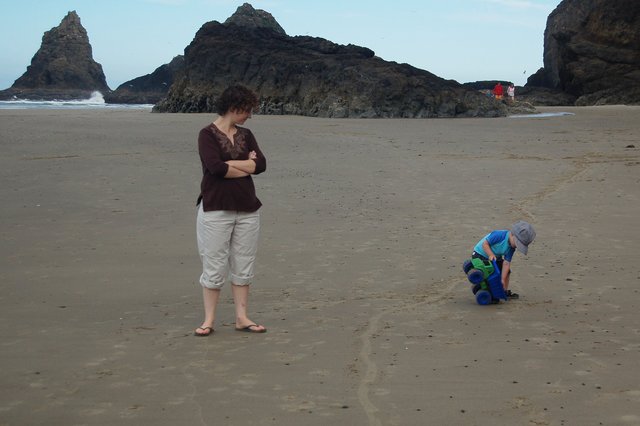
1, 106, 639, 425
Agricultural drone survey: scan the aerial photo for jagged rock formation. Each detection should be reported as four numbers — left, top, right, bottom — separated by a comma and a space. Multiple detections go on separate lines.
525, 0, 640, 105
224, 3, 286, 34
154, 3, 505, 117
104, 56, 184, 104
0, 11, 110, 100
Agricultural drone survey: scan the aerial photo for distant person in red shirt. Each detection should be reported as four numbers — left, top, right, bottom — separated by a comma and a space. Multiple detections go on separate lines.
493, 82, 504, 100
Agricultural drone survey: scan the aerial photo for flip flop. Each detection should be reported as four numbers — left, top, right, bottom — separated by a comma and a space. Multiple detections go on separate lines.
194, 326, 214, 337
235, 324, 267, 333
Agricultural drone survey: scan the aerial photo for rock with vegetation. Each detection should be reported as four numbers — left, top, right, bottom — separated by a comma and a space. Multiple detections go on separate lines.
462, 81, 537, 114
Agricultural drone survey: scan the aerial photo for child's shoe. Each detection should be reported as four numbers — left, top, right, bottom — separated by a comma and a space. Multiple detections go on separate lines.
506, 290, 519, 299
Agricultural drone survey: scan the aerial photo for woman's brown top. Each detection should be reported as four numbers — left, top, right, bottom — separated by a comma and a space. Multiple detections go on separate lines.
197, 124, 266, 212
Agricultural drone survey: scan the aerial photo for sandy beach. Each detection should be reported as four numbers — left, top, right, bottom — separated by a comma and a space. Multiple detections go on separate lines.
1, 106, 639, 425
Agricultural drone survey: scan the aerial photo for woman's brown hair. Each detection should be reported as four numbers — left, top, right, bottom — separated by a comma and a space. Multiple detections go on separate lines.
215, 85, 258, 115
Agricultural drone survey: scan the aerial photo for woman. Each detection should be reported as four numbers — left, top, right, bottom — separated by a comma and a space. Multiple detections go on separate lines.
194, 85, 267, 336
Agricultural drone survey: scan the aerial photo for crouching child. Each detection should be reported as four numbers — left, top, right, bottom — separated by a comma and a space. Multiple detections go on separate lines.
470, 220, 536, 299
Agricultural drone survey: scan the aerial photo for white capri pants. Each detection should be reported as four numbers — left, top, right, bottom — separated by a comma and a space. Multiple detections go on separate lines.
196, 204, 260, 289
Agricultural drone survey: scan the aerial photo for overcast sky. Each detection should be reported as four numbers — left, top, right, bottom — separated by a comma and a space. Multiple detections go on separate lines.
0, 0, 561, 90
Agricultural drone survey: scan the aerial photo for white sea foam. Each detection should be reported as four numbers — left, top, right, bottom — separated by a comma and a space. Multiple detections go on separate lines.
509, 112, 575, 118
87, 90, 105, 103
0, 91, 153, 110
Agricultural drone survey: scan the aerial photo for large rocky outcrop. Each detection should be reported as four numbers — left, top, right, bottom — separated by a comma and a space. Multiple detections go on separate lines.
154, 3, 505, 118
525, 0, 640, 105
104, 56, 184, 104
0, 11, 110, 100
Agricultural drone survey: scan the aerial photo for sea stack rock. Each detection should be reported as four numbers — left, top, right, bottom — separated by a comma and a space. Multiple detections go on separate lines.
154, 3, 505, 118
104, 55, 184, 104
0, 11, 109, 100
525, 0, 640, 105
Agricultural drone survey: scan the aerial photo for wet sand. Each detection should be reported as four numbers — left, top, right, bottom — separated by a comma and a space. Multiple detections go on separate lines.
1, 106, 639, 425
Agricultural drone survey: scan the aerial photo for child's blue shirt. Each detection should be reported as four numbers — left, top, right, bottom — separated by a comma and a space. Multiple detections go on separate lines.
473, 230, 515, 262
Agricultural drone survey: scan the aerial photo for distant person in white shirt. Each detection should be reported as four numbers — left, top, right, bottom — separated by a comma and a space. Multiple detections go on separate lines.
507, 83, 515, 103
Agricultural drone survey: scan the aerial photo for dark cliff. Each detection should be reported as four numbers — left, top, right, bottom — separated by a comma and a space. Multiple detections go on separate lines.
525, 0, 640, 105
0, 11, 110, 100
154, 3, 505, 118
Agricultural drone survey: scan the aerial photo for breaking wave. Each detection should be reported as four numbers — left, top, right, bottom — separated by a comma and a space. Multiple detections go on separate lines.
0, 91, 153, 110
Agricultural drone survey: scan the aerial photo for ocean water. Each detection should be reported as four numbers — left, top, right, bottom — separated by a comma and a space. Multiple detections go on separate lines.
0, 91, 153, 110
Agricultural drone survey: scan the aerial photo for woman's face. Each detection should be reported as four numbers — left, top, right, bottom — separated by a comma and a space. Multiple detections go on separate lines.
230, 108, 252, 125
